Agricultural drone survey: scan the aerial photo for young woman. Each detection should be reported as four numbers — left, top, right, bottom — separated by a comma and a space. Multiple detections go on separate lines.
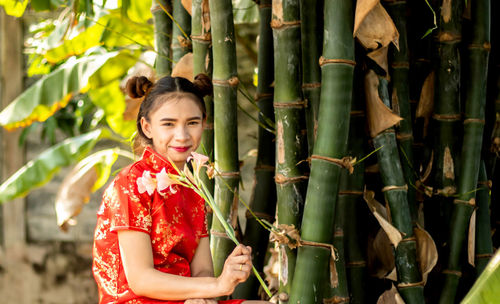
92, 74, 255, 304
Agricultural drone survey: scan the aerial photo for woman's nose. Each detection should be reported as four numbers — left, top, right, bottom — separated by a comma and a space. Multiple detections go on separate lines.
174, 125, 189, 141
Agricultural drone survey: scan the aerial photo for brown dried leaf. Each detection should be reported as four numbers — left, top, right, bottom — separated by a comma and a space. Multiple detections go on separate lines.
330, 255, 339, 288
441, 0, 452, 23
55, 164, 98, 231
354, 1, 399, 50
263, 246, 279, 294
272, 0, 283, 23
354, 0, 379, 35
279, 245, 288, 286
368, 46, 389, 75
443, 146, 455, 180
277, 121, 285, 164
414, 225, 438, 283
230, 188, 239, 229
377, 284, 405, 304
371, 229, 396, 278
468, 208, 477, 267
201, 0, 210, 33
181, 0, 192, 15
416, 71, 435, 118
123, 97, 142, 121
365, 70, 403, 137
171, 52, 193, 81
364, 189, 404, 247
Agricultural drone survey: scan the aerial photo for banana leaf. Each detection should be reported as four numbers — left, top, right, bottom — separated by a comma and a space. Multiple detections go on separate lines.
232, 0, 258, 24
0, 52, 119, 130
462, 249, 500, 304
0, 129, 106, 204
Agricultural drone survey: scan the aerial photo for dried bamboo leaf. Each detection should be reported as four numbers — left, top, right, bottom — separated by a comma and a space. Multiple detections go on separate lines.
416, 71, 435, 119
414, 225, 438, 283
386, 267, 398, 281
365, 70, 403, 137
263, 246, 280, 293
201, 0, 210, 33
368, 46, 389, 75
391, 88, 400, 117
55, 164, 98, 231
468, 208, 477, 267
171, 52, 193, 81
330, 255, 339, 288
277, 121, 285, 164
279, 246, 289, 286
364, 189, 404, 247
181, 0, 192, 15
443, 146, 455, 180
441, 0, 452, 23
370, 229, 396, 278
354, 0, 379, 35
354, 1, 399, 50
377, 284, 405, 304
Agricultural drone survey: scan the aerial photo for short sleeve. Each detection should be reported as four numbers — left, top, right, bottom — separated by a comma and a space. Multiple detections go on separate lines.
104, 168, 153, 234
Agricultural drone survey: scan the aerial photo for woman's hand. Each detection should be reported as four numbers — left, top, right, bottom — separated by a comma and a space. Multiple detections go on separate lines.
216, 244, 253, 295
184, 298, 218, 304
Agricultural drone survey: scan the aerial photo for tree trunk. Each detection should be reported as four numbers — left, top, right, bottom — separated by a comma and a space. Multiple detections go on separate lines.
171, 0, 191, 63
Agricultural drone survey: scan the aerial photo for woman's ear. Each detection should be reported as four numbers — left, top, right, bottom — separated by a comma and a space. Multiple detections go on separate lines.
140, 117, 152, 139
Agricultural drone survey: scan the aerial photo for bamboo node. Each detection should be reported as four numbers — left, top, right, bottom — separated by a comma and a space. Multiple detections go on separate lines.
476, 253, 494, 259
477, 180, 492, 189
453, 198, 476, 207
338, 190, 363, 196
210, 230, 231, 239
437, 32, 461, 43
350, 110, 365, 117
302, 82, 321, 89
217, 171, 241, 178
323, 296, 350, 304
245, 210, 274, 222
396, 132, 413, 141
399, 236, 417, 243
381, 184, 408, 192
270, 19, 301, 29
319, 56, 356, 67
255, 93, 273, 102
469, 42, 492, 51
254, 164, 275, 172
273, 99, 307, 109
391, 62, 410, 69
334, 229, 344, 237
432, 113, 461, 121
278, 293, 289, 302
191, 33, 212, 42
435, 186, 456, 197
270, 224, 302, 249
463, 118, 486, 125
347, 261, 367, 267
274, 174, 308, 185
397, 281, 425, 288
310, 155, 355, 174
212, 76, 239, 87
442, 269, 462, 277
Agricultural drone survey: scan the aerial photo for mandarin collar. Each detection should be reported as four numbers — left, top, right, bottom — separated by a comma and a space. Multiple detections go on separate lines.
141, 146, 177, 173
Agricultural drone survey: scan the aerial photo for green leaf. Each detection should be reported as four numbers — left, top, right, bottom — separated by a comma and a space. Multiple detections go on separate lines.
88, 80, 136, 139
0, 52, 119, 130
462, 250, 500, 303
232, 0, 258, 24
0, 129, 104, 204
88, 49, 140, 88
124, 0, 152, 24
0, 0, 29, 17
101, 9, 154, 49
30, 0, 65, 11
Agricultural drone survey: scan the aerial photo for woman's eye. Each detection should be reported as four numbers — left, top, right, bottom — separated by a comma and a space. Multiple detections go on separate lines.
188, 121, 200, 126
162, 122, 174, 127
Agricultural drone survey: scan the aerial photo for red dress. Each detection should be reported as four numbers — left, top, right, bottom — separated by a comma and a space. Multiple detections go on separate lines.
92, 147, 245, 304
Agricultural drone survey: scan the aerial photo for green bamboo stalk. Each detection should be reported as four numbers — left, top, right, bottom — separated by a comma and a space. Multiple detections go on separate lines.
424, 0, 464, 247
342, 74, 367, 304
233, 0, 276, 298
271, 0, 307, 300
299, 0, 323, 155
192, 0, 214, 228
372, 76, 425, 303
209, 0, 239, 277
288, 1, 354, 304
439, 0, 491, 302
475, 161, 493, 276
171, 0, 191, 63
385, 0, 418, 224
152, 0, 173, 76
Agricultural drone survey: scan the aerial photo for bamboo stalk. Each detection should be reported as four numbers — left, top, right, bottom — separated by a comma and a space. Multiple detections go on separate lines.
152, 0, 173, 76
439, 0, 491, 302
233, 0, 276, 298
385, 0, 418, 224
474, 161, 493, 276
299, 0, 323, 155
171, 0, 191, 63
271, 0, 307, 300
209, 0, 239, 277
288, 1, 355, 303
371, 76, 425, 303
192, 0, 214, 228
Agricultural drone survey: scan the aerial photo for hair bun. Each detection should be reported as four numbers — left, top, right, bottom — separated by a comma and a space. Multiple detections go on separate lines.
193, 73, 213, 97
125, 76, 153, 98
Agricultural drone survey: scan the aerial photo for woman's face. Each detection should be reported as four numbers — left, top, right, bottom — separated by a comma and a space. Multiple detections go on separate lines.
141, 95, 205, 168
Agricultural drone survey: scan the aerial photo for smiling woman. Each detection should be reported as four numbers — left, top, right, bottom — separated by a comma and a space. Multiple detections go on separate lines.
91, 74, 264, 304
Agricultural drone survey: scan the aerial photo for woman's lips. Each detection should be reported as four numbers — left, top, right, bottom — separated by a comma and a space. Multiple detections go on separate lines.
170, 146, 190, 152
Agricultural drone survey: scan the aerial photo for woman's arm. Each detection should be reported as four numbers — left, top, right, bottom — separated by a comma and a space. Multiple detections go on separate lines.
118, 230, 252, 300
190, 237, 214, 277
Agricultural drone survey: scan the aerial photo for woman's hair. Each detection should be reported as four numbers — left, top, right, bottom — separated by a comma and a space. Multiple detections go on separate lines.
125, 73, 213, 147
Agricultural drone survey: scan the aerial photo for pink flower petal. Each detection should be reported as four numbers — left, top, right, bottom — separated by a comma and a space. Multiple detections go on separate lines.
156, 168, 172, 192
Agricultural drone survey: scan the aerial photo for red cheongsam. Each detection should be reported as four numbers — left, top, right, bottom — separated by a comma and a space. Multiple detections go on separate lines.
92, 147, 245, 304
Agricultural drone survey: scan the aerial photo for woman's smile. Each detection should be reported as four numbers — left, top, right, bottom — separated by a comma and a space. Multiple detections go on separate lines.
170, 145, 191, 153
